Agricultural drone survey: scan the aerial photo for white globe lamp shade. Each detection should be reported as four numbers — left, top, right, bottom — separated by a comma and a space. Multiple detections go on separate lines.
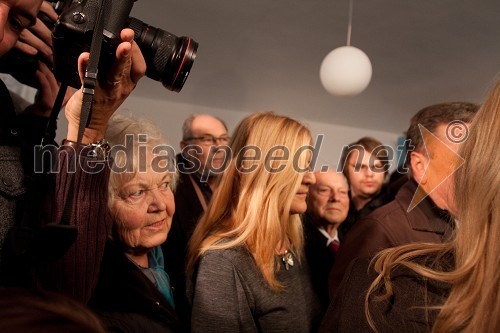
320, 46, 372, 96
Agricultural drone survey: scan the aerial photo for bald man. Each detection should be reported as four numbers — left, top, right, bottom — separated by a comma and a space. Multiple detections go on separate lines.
163, 113, 230, 326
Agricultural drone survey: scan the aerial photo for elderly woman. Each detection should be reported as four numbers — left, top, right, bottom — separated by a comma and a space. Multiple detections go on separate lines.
89, 114, 182, 333
187, 112, 322, 333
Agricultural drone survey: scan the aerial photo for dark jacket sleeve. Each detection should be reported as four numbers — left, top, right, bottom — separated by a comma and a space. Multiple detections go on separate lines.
321, 257, 447, 333
320, 258, 374, 333
328, 216, 393, 299
36, 145, 113, 304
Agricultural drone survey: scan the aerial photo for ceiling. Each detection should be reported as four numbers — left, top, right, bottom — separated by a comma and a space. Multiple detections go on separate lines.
130, 0, 500, 134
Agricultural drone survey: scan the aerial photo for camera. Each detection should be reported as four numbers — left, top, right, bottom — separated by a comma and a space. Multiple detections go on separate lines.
53, 0, 198, 92
0, 0, 198, 92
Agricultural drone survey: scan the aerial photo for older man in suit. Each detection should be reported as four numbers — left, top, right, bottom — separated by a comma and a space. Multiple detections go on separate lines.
303, 169, 349, 312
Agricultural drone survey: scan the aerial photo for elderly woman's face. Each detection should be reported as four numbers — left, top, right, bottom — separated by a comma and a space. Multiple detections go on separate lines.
110, 168, 175, 253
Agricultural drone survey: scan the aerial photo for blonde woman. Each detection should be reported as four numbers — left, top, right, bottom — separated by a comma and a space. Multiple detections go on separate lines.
187, 112, 321, 333
320, 81, 500, 333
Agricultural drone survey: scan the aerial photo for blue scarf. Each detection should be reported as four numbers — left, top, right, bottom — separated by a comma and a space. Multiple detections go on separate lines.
142, 246, 175, 309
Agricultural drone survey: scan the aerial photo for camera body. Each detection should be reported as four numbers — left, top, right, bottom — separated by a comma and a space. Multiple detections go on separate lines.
52, 0, 132, 88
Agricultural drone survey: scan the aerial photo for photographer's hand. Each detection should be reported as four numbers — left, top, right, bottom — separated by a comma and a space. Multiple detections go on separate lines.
14, 1, 57, 66
64, 28, 146, 145
23, 61, 74, 117
13, 1, 72, 117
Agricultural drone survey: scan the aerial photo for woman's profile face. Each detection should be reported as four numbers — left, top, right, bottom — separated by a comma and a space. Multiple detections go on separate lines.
290, 170, 316, 215
109, 168, 175, 253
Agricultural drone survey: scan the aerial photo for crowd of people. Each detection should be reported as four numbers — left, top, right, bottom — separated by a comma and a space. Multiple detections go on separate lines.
0, 1, 499, 333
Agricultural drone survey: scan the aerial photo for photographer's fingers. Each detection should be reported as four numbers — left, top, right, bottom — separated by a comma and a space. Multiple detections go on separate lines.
77, 52, 90, 84
28, 8, 54, 47
105, 29, 146, 87
38, 61, 73, 110
106, 42, 131, 86
40, 1, 58, 22
37, 61, 59, 99
15, 1, 56, 63
24, 61, 61, 117
37, 60, 75, 107
104, 29, 132, 86
121, 28, 146, 84
18, 28, 53, 63
14, 39, 38, 56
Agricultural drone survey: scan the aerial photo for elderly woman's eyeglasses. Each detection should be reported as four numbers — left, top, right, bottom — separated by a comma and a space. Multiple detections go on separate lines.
185, 135, 231, 145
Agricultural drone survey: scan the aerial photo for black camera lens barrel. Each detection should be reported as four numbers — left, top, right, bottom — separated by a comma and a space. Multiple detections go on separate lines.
128, 17, 198, 92
169, 36, 197, 92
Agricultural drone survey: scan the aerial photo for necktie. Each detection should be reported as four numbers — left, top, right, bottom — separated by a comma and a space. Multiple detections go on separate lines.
328, 240, 340, 253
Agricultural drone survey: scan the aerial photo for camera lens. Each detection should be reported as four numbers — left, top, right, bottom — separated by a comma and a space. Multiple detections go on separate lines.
128, 17, 198, 92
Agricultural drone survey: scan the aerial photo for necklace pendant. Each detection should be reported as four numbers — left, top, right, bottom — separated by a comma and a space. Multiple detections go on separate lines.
282, 250, 294, 270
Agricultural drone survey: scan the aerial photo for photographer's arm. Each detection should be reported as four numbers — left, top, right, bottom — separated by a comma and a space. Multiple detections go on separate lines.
38, 29, 146, 303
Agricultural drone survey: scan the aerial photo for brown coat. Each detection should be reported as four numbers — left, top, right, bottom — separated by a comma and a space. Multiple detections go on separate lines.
328, 179, 454, 299
320, 256, 452, 333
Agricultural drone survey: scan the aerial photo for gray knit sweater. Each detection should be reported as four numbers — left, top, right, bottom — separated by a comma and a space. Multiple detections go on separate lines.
189, 246, 321, 333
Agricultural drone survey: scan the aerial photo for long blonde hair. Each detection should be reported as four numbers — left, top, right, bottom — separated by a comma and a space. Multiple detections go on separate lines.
187, 112, 313, 290
366, 81, 500, 333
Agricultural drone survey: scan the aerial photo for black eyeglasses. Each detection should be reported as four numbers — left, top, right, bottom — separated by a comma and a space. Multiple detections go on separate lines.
185, 135, 231, 146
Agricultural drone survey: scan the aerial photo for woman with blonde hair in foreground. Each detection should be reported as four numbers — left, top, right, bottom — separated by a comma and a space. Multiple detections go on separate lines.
320, 81, 500, 333
187, 112, 322, 332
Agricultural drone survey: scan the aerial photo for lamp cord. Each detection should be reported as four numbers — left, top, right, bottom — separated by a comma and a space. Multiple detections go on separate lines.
347, 0, 354, 46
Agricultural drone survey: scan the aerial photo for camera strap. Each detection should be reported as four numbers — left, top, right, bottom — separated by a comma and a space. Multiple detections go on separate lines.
37, 0, 111, 235
79, 0, 111, 143
57, 0, 112, 230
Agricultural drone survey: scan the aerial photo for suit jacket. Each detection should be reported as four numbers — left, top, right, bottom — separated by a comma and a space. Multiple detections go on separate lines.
328, 179, 454, 299
302, 214, 336, 312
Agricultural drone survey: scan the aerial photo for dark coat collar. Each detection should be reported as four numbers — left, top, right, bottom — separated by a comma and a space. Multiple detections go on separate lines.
396, 180, 454, 236
90, 240, 183, 331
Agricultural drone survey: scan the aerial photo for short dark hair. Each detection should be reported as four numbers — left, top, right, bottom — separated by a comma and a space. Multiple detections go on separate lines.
405, 102, 479, 161
339, 137, 387, 177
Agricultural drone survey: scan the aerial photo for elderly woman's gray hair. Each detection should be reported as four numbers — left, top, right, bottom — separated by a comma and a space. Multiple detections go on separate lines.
105, 113, 178, 199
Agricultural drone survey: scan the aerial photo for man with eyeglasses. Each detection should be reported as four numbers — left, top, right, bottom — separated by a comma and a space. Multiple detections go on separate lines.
162, 113, 230, 327
302, 169, 349, 313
